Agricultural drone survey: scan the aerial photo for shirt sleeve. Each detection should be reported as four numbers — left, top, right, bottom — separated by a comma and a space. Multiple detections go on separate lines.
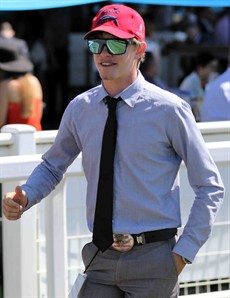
22, 100, 82, 210
168, 100, 225, 261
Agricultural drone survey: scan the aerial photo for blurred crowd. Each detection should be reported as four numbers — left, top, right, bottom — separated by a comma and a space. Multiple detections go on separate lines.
0, 4, 229, 129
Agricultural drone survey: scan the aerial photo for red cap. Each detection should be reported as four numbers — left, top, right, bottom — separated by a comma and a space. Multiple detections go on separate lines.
84, 4, 145, 41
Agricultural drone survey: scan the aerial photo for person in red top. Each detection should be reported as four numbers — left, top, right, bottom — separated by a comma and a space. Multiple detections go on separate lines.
0, 46, 43, 131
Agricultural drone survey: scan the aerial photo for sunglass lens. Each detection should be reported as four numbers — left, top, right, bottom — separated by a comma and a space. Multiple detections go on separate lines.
88, 40, 101, 54
107, 40, 127, 54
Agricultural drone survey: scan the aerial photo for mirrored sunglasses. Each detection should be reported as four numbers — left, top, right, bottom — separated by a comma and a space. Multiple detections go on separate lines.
87, 39, 134, 55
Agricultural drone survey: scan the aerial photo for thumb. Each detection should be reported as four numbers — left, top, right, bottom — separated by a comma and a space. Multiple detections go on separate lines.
15, 185, 23, 196
14, 185, 27, 207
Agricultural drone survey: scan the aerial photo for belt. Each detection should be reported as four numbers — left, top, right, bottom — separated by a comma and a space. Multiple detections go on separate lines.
131, 228, 177, 245
112, 228, 177, 252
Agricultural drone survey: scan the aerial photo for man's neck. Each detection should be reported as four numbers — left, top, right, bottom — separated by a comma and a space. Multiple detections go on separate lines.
103, 71, 139, 97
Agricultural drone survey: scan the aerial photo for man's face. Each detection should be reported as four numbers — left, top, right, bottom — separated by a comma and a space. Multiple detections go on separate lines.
200, 60, 218, 81
92, 32, 146, 90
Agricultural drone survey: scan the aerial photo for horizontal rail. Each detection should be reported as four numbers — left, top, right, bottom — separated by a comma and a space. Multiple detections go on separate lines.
34, 130, 58, 143
180, 290, 230, 298
1, 122, 230, 148
0, 132, 14, 146
0, 154, 84, 181
197, 121, 230, 134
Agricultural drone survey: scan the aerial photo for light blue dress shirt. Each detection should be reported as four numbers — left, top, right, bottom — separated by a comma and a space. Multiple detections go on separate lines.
22, 73, 224, 261
201, 68, 230, 121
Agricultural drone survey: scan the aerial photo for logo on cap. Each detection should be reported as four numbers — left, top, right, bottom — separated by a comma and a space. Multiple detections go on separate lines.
97, 15, 118, 27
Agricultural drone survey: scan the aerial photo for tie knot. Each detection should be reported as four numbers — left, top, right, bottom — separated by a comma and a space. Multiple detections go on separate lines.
105, 96, 121, 110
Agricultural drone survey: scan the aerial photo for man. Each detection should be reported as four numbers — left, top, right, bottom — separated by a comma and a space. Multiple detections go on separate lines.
201, 66, 230, 121
139, 51, 168, 90
2, 5, 224, 298
179, 52, 217, 121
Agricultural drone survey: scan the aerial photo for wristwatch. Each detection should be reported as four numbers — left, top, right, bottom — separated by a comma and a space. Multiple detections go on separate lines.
181, 256, 192, 264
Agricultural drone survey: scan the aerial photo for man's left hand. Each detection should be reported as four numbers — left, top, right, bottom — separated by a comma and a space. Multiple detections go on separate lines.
172, 253, 186, 275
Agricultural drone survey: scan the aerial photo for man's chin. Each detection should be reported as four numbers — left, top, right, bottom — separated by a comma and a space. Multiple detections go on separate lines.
99, 75, 115, 81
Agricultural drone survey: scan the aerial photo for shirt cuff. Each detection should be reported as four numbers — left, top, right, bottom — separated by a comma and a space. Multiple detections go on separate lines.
172, 235, 200, 262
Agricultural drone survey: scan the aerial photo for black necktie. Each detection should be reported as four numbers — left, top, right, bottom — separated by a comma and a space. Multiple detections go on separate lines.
93, 96, 121, 252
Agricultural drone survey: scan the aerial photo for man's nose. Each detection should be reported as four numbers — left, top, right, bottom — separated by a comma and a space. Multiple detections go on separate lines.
100, 44, 111, 55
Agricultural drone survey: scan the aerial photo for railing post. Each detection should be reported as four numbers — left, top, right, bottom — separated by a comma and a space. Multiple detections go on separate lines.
1, 124, 37, 297
1, 124, 36, 155
45, 179, 68, 297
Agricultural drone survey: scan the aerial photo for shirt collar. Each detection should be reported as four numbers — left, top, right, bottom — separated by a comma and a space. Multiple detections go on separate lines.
118, 72, 145, 107
95, 71, 145, 108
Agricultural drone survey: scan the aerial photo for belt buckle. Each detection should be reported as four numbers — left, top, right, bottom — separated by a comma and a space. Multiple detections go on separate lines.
112, 234, 134, 252
136, 233, 146, 245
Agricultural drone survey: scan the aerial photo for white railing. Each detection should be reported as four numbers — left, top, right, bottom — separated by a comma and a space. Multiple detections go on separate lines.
0, 123, 230, 298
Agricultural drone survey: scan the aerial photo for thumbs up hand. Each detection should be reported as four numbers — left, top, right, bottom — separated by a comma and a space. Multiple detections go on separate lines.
2, 186, 28, 220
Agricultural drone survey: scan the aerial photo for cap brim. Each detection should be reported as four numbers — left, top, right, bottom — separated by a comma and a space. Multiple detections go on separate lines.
0, 58, 33, 73
84, 25, 135, 40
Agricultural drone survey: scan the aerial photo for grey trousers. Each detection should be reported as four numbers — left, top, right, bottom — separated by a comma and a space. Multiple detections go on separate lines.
78, 238, 179, 298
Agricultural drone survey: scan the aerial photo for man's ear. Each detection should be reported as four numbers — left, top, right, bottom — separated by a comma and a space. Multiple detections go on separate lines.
136, 41, 147, 58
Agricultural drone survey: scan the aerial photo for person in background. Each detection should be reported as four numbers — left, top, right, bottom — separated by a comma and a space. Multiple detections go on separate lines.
214, 8, 230, 46
179, 52, 218, 121
0, 22, 29, 58
139, 51, 167, 89
196, 7, 216, 42
144, 17, 162, 80
201, 65, 230, 122
0, 47, 43, 130
2, 4, 224, 298
140, 52, 197, 104
214, 8, 230, 74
